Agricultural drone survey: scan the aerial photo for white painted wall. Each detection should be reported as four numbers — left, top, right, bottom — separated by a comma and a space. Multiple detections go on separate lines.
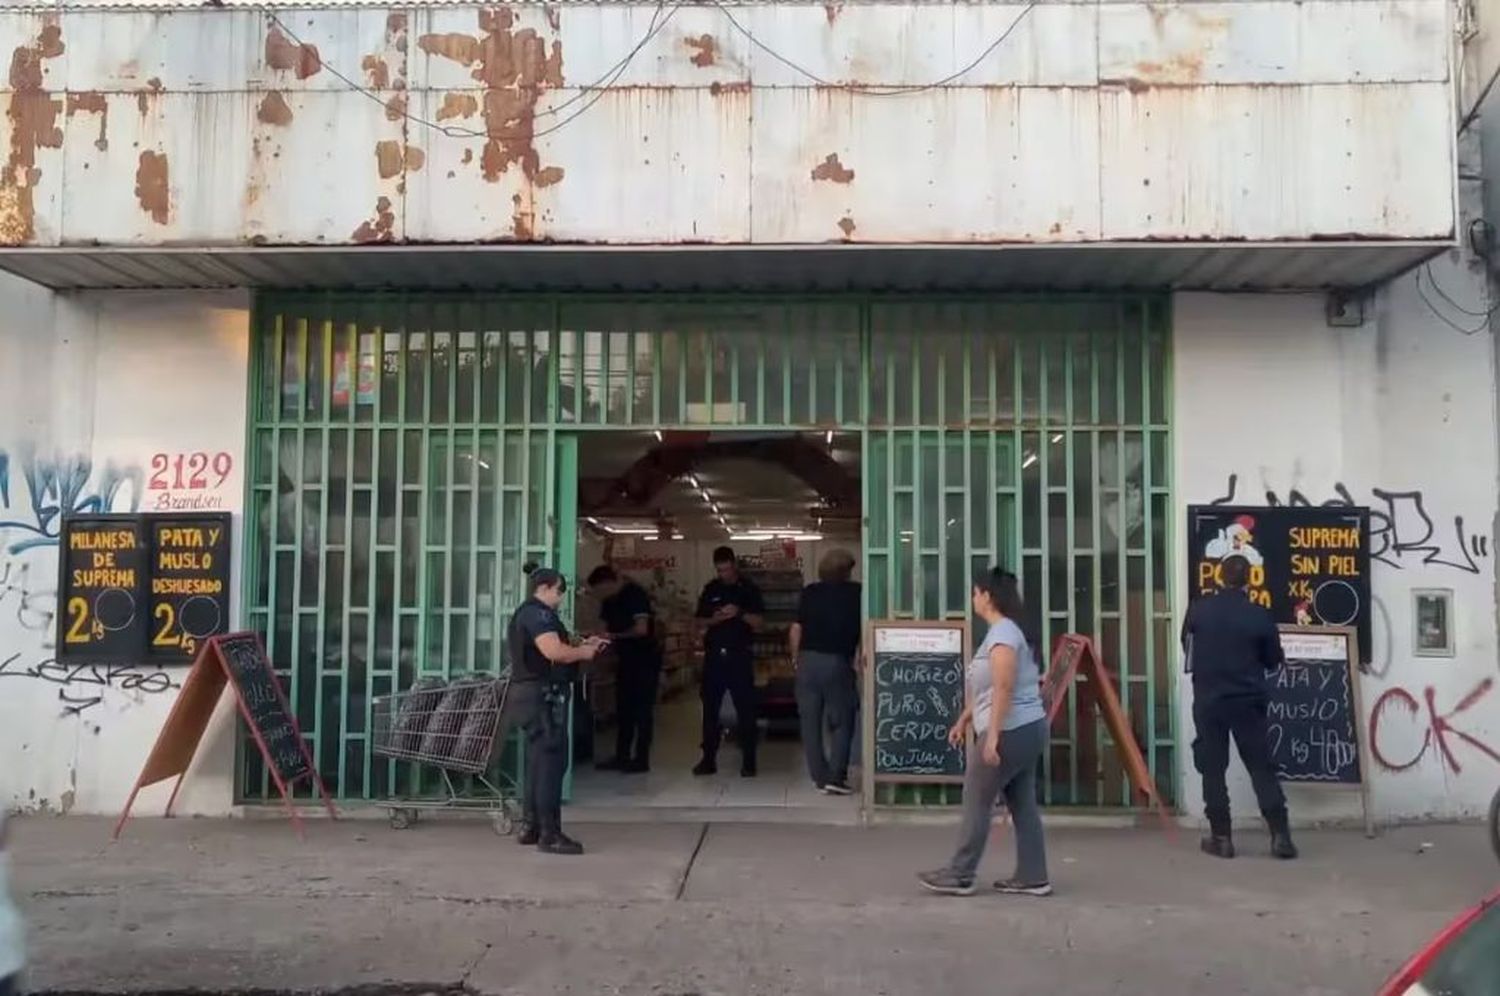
1172, 252, 1500, 826
0, 282, 250, 817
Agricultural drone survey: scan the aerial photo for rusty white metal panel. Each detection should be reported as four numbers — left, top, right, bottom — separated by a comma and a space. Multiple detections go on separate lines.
750, 87, 1100, 243
1099, 82, 1455, 240
538, 4, 755, 89
403, 86, 753, 242
56, 10, 260, 92
741, 3, 1096, 88
1099, 1, 1449, 87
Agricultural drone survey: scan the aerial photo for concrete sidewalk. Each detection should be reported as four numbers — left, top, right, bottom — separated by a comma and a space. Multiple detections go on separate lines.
8, 815, 1496, 995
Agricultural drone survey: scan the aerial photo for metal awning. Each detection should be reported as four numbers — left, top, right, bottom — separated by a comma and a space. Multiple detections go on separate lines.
0, 241, 1451, 294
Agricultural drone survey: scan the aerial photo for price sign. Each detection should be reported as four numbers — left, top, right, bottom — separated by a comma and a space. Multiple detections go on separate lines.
57, 514, 150, 663
147, 513, 232, 662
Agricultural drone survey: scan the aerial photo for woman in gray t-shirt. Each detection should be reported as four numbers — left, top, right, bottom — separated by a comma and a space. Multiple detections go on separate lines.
918, 568, 1052, 897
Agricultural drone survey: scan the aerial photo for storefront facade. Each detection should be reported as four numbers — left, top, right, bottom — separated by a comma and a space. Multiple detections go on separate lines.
3, 0, 1498, 827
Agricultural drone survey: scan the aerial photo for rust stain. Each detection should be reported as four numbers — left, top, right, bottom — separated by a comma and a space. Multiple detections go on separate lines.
811, 153, 854, 184
352, 194, 395, 243
66, 91, 109, 151
385, 93, 407, 122
837, 216, 855, 238
1, 21, 66, 244
375, 140, 404, 179
362, 55, 391, 89
1048, 221, 1063, 236
256, 90, 294, 126
824, 3, 843, 25
535, 165, 563, 187
709, 81, 751, 96
135, 77, 163, 115
405, 145, 425, 173
437, 92, 479, 121
1132, 52, 1204, 83
134, 150, 170, 225
387, 12, 409, 52
685, 34, 717, 68
265, 24, 322, 80
545, 7, 561, 31
418, 32, 481, 66
511, 192, 533, 240
461, 148, 474, 165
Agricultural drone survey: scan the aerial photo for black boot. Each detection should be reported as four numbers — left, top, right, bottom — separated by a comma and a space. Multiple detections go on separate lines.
516, 821, 540, 846
1265, 809, 1299, 860
1200, 833, 1235, 859
693, 756, 718, 776
538, 830, 585, 856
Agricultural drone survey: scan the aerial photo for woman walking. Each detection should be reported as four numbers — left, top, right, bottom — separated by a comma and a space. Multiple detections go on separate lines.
789, 548, 862, 795
919, 567, 1052, 897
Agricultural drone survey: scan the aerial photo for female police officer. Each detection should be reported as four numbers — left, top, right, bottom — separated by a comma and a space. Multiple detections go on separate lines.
507, 566, 605, 855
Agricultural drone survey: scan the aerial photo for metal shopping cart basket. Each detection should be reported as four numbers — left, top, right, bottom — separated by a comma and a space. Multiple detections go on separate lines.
372, 675, 523, 835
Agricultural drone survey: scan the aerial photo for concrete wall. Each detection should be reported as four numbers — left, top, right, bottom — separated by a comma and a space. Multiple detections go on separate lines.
0, 281, 250, 815
0, 1, 1456, 248
1172, 252, 1500, 824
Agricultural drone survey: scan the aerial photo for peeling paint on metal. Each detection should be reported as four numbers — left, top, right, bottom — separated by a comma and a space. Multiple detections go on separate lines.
265, 23, 322, 79
1, 20, 65, 245
437, 92, 478, 121
511, 191, 533, 240
418, 9, 564, 188
685, 34, 717, 68
709, 80, 751, 96
535, 165, 563, 187
544, 6, 561, 32
66, 92, 109, 151
352, 195, 395, 243
811, 153, 854, 184
134, 149, 169, 225
361, 55, 390, 88
256, 90, 293, 127
134, 77, 163, 115
375, 139, 425, 178
824, 3, 843, 25
385, 93, 407, 122
837, 215, 855, 238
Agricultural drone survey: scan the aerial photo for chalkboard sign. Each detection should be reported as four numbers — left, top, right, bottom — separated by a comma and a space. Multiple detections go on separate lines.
147, 513, 232, 663
57, 514, 150, 663
1188, 505, 1372, 663
1267, 626, 1364, 785
215, 633, 311, 786
867, 622, 968, 782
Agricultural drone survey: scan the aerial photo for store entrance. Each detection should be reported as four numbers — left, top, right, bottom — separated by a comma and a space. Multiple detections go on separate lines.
568, 429, 862, 817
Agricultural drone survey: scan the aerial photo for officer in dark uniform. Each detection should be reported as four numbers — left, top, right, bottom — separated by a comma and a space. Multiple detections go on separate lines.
505, 566, 605, 855
1181, 553, 1298, 860
694, 546, 765, 778
587, 565, 661, 773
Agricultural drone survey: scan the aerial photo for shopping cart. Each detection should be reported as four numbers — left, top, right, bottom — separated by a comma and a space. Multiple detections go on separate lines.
371, 676, 523, 835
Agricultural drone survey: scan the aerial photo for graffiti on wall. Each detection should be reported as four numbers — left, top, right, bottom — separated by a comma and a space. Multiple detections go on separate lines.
1368, 677, 1500, 775
1209, 474, 1488, 574
0, 653, 179, 715
0, 448, 143, 553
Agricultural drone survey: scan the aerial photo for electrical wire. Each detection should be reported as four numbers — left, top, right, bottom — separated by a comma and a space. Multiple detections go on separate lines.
709, 0, 1037, 97
1415, 265, 1494, 336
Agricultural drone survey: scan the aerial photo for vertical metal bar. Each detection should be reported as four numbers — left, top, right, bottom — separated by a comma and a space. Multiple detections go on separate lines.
1139, 300, 1158, 794
363, 310, 385, 796
1113, 307, 1129, 806
337, 319, 357, 796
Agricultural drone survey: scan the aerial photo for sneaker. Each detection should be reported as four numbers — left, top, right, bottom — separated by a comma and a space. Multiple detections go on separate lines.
692, 758, 718, 776
538, 832, 584, 856
992, 878, 1053, 897
821, 781, 854, 796
917, 868, 976, 896
516, 822, 540, 846
1270, 832, 1299, 860
1201, 835, 1236, 859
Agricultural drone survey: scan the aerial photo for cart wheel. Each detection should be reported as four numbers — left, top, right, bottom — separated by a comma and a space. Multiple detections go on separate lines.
389, 808, 411, 830
491, 810, 515, 837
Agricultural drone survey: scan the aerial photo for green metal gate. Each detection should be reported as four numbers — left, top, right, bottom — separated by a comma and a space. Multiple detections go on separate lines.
243, 294, 1172, 808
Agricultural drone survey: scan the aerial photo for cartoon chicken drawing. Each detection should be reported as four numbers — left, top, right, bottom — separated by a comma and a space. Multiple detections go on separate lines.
1205, 514, 1265, 566
1294, 600, 1314, 625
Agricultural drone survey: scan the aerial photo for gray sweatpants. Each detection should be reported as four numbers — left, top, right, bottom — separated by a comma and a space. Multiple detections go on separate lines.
795, 650, 858, 786
947, 718, 1050, 883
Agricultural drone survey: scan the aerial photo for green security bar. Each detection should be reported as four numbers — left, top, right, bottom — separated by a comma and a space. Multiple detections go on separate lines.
243, 294, 1172, 809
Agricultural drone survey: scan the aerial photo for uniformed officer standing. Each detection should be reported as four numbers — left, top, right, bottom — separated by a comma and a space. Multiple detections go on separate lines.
506, 566, 605, 856
1181, 553, 1298, 860
694, 546, 765, 778
587, 565, 661, 773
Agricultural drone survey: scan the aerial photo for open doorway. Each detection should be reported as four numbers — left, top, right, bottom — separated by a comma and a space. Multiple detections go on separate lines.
570, 429, 862, 816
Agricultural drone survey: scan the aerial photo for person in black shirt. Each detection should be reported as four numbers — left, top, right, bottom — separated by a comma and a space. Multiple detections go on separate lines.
789, 548, 862, 794
587, 565, 661, 773
1182, 553, 1298, 861
694, 546, 765, 777
504, 566, 605, 856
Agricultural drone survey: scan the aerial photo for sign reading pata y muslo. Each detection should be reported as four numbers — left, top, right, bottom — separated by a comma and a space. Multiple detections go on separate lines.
1186, 505, 1372, 663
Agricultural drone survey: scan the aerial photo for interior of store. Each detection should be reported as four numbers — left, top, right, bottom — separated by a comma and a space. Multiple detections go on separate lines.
569, 429, 863, 813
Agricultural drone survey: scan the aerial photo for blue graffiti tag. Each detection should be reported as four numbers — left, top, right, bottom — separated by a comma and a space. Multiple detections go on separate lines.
0, 448, 142, 553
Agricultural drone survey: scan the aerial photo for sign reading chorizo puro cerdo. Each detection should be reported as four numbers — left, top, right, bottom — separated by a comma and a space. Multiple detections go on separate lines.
57, 514, 151, 663
147, 513, 232, 663
1187, 505, 1372, 663
870, 622, 967, 782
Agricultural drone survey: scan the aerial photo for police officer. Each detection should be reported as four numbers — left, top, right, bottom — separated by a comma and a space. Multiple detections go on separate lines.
587, 565, 661, 773
1181, 553, 1298, 860
694, 546, 765, 778
506, 566, 605, 855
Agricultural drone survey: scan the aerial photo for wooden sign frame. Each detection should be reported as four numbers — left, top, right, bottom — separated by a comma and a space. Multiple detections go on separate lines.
861, 619, 971, 819
1043, 633, 1175, 839
114, 632, 334, 839
1274, 624, 1374, 838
